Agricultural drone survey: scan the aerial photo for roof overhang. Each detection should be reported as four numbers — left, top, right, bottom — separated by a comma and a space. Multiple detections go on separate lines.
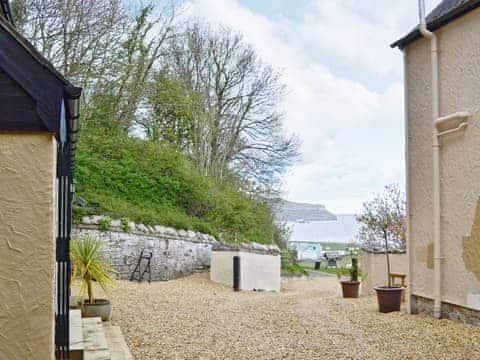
391, 0, 480, 49
0, 16, 81, 135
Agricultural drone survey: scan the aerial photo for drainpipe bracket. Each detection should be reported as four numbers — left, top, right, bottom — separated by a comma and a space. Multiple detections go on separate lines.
435, 112, 471, 136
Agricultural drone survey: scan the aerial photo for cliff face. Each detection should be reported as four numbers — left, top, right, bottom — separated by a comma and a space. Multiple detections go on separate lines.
273, 200, 337, 222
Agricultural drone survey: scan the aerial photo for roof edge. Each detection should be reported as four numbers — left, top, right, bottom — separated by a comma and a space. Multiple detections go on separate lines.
0, 16, 81, 94
391, 0, 480, 49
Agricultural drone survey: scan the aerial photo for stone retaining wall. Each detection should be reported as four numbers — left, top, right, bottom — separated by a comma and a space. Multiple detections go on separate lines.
73, 216, 281, 282
73, 217, 218, 281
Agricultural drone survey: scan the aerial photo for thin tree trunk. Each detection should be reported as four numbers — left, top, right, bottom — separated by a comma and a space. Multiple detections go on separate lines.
87, 278, 95, 304
384, 230, 392, 287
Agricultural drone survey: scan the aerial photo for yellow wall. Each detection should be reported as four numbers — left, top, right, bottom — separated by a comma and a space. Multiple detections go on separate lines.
360, 252, 408, 296
406, 8, 480, 310
0, 133, 57, 360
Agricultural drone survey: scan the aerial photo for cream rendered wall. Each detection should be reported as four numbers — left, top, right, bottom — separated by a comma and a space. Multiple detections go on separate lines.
0, 133, 57, 360
360, 252, 408, 296
210, 251, 281, 291
406, 8, 480, 310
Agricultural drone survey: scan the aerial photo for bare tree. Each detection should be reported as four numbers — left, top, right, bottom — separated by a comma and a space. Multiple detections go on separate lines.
356, 184, 407, 286
13, 0, 177, 128
151, 23, 299, 187
13, 0, 129, 92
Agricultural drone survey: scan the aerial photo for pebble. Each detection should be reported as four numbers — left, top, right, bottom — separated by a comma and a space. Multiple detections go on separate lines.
109, 274, 480, 359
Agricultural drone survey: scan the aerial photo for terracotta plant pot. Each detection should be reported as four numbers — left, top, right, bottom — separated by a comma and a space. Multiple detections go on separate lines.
81, 299, 112, 321
341, 281, 360, 298
374, 286, 403, 313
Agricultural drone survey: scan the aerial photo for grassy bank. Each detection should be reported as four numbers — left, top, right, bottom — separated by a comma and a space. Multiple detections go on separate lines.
74, 125, 279, 244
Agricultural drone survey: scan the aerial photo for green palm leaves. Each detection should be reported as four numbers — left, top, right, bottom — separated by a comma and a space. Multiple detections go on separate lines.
71, 236, 115, 304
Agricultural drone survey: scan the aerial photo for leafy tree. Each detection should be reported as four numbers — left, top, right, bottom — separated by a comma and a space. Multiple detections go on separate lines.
356, 184, 406, 287
141, 73, 200, 148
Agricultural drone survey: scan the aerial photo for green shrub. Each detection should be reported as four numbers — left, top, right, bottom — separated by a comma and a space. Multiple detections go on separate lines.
281, 263, 308, 277
99, 216, 112, 232
335, 267, 352, 280
74, 124, 278, 244
120, 217, 130, 232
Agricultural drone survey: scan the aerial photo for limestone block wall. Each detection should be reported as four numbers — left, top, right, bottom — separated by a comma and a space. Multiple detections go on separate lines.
210, 243, 281, 292
360, 250, 408, 296
73, 217, 218, 281
0, 133, 57, 360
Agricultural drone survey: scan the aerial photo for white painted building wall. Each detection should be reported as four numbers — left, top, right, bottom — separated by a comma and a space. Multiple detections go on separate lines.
210, 250, 281, 292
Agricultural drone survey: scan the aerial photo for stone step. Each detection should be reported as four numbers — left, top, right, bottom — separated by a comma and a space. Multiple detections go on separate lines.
103, 324, 134, 360
70, 309, 84, 360
82, 317, 111, 360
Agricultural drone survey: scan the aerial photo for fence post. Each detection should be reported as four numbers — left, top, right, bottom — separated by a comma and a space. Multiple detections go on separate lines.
233, 256, 241, 291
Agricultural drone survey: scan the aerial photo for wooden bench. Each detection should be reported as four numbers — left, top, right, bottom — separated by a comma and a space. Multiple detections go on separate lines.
390, 272, 407, 302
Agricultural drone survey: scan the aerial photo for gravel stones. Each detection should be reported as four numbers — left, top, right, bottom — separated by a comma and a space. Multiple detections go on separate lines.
110, 274, 480, 359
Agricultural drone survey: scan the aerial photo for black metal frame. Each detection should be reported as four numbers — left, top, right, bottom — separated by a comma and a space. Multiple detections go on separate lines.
0, 7, 81, 358
130, 249, 153, 283
55, 141, 74, 359
55, 100, 79, 359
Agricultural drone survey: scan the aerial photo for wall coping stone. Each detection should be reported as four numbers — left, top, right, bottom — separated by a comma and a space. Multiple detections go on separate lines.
361, 246, 406, 254
212, 242, 280, 255
75, 220, 218, 245
78, 215, 278, 251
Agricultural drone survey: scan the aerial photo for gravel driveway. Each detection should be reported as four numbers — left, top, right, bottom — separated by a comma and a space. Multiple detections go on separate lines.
110, 273, 480, 359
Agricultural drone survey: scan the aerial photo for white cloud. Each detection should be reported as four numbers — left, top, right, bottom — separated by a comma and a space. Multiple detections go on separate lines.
182, 0, 441, 213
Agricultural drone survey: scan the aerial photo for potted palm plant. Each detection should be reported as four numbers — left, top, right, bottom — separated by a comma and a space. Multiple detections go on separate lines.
356, 184, 406, 313
71, 235, 115, 321
340, 248, 361, 298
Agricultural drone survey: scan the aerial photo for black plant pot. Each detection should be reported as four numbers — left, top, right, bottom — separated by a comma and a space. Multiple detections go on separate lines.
374, 286, 403, 313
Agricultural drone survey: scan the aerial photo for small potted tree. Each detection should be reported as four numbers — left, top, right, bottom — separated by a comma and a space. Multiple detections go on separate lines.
340, 247, 361, 298
71, 235, 115, 321
357, 184, 406, 313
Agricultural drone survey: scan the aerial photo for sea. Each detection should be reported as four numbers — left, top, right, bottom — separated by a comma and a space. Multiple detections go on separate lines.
287, 214, 361, 244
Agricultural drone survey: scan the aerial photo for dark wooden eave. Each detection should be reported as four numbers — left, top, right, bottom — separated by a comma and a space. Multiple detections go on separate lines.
0, 0, 14, 25
0, 16, 81, 133
391, 0, 480, 49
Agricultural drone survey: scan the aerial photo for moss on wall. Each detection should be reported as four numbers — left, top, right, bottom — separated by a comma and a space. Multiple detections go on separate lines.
463, 198, 480, 282
415, 242, 434, 270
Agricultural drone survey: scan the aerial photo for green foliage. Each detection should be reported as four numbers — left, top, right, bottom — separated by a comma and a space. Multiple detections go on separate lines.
75, 124, 279, 244
336, 267, 351, 280
281, 249, 308, 276
99, 216, 112, 232
281, 249, 297, 267
351, 257, 359, 282
145, 74, 200, 147
281, 263, 308, 277
71, 235, 115, 304
120, 217, 130, 232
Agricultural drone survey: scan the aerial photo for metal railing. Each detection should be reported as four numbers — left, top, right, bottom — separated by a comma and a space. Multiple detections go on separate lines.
55, 142, 73, 359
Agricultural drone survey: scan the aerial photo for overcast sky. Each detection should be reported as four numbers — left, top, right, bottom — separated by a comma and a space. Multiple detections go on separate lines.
183, 0, 442, 214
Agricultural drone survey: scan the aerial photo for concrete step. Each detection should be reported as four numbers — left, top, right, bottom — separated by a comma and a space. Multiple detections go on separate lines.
70, 309, 84, 360
103, 324, 134, 360
82, 317, 110, 360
